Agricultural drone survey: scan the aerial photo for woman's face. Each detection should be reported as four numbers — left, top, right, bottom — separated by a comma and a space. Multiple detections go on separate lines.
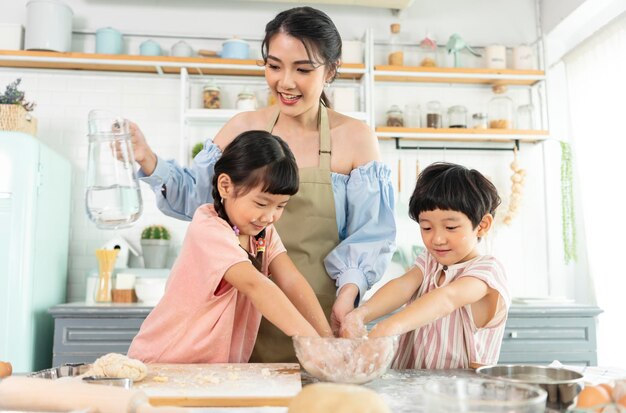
265, 32, 330, 118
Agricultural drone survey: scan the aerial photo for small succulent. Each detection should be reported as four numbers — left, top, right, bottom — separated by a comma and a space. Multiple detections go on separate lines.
0, 79, 35, 112
141, 225, 171, 240
191, 142, 204, 159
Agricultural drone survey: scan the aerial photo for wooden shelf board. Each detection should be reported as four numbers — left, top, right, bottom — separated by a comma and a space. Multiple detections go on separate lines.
0, 50, 364, 78
376, 127, 549, 143
374, 65, 545, 85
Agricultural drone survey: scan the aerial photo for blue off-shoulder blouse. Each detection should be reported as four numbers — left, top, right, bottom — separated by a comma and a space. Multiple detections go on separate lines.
139, 142, 396, 302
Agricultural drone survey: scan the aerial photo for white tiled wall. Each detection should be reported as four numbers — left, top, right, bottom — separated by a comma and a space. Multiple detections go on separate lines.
0, 68, 191, 301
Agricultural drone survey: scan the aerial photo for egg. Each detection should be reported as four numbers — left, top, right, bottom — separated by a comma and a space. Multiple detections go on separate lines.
598, 383, 614, 400
577, 385, 611, 411
0, 361, 12, 378
618, 395, 626, 408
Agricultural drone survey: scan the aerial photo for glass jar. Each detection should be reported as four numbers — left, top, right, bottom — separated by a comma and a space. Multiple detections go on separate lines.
388, 23, 404, 66
516, 104, 535, 130
447, 105, 468, 128
202, 80, 221, 109
85, 110, 143, 229
386, 105, 404, 127
471, 112, 488, 129
236, 88, 257, 111
488, 85, 515, 129
426, 101, 442, 128
419, 32, 438, 67
404, 103, 421, 128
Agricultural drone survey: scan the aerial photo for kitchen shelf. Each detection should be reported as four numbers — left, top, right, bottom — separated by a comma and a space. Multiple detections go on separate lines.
373, 65, 545, 86
184, 108, 369, 123
376, 127, 549, 142
0, 50, 365, 79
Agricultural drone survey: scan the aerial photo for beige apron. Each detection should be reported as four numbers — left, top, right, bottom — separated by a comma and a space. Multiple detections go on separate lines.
249, 104, 339, 362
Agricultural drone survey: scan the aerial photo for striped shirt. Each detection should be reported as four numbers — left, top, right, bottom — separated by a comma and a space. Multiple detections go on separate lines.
392, 252, 510, 369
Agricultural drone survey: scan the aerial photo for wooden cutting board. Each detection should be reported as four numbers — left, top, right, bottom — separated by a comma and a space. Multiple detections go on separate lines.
134, 363, 301, 407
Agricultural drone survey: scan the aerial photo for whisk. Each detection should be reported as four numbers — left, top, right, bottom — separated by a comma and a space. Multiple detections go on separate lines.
95, 249, 119, 303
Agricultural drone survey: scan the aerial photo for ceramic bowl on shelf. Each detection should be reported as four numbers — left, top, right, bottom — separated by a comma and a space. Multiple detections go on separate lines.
293, 335, 398, 384
134, 277, 166, 305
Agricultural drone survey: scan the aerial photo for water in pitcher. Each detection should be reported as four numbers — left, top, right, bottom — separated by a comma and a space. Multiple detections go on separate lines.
86, 184, 142, 229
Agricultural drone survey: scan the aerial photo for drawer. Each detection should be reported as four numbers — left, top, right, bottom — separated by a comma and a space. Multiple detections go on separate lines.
53, 318, 144, 354
498, 351, 596, 366
502, 317, 596, 352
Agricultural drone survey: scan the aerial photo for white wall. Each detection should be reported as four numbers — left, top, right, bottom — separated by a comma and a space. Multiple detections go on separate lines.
1, 0, 563, 304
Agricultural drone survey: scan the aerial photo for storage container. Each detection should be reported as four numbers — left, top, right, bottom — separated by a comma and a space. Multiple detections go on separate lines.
25, 0, 73, 52
447, 105, 468, 128
95, 27, 122, 55
426, 101, 443, 128
488, 85, 515, 129
236, 88, 257, 111
386, 105, 404, 127
203, 80, 221, 109
0, 24, 24, 50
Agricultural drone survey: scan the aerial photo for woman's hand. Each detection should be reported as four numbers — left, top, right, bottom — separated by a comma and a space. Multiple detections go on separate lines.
330, 284, 359, 336
129, 122, 157, 176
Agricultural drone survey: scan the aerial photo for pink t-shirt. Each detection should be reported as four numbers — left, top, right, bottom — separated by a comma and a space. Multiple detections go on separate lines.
127, 204, 286, 363
392, 251, 510, 369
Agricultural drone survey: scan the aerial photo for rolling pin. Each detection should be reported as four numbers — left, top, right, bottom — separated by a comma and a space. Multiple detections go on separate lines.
0, 376, 188, 413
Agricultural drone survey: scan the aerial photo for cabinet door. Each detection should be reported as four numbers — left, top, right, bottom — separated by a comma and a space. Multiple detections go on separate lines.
502, 317, 597, 353
53, 318, 144, 356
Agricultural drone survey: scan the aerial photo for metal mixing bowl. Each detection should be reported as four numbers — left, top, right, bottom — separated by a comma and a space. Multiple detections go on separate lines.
476, 364, 584, 410
293, 335, 399, 384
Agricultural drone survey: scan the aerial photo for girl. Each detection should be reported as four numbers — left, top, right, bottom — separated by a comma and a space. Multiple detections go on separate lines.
128, 131, 332, 363
130, 6, 395, 362
342, 162, 511, 369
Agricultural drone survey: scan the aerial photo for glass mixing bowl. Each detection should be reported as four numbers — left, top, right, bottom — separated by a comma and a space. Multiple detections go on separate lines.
293, 335, 398, 384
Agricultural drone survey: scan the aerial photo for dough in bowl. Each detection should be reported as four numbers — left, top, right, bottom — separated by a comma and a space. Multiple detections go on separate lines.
288, 382, 390, 413
88, 353, 147, 382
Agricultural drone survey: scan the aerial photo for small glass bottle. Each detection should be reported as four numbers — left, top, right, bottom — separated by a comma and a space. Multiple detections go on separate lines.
426, 101, 442, 128
386, 105, 404, 127
388, 23, 404, 66
488, 85, 515, 129
447, 105, 468, 128
516, 103, 535, 130
471, 113, 488, 129
404, 103, 421, 128
419, 32, 438, 67
202, 80, 221, 109
236, 88, 257, 111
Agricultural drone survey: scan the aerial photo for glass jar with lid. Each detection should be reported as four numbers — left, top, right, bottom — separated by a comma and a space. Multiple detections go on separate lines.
386, 105, 404, 127
516, 104, 535, 130
471, 113, 488, 129
236, 88, 257, 111
202, 80, 221, 109
426, 100, 442, 128
447, 105, 468, 128
488, 85, 515, 129
419, 31, 438, 67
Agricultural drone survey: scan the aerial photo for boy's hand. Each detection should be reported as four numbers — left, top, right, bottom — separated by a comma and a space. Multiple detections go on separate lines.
129, 122, 157, 175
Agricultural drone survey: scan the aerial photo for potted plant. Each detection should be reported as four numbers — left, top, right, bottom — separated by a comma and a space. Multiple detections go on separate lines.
140, 225, 171, 269
0, 78, 37, 135
191, 142, 204, 161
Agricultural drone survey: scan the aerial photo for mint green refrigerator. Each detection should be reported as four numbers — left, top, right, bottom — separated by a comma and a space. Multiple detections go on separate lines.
0, 131, 71, 373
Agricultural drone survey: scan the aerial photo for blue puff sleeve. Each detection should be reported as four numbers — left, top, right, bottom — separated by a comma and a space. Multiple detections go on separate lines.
325, 161, 397, 303
137, 141, 222, 221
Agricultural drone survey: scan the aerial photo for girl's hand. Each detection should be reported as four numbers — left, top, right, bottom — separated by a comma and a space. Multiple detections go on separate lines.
340, 309, 367, 338
330, 284, 359, 336
129, 121, 157, 175
368, 320, 399, 338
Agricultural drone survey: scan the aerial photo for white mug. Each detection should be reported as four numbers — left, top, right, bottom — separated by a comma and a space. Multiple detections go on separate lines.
484, 45, 506, 69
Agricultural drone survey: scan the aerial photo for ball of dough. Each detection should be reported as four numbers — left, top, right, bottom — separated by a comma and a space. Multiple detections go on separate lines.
89, 353, 147, 382
288, 383, 390, 413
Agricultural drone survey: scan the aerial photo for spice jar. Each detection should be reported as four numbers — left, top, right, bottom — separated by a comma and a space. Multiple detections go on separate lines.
236, 88, 257, 111
386, 105, 404, 127
447, 105, 468, 128
426, 101, 442, 128
388, 23, 404, 66
202, 80, 221, 109
471, 113, 488, 129
488, 85, 514, 129
419, 32, 438, 67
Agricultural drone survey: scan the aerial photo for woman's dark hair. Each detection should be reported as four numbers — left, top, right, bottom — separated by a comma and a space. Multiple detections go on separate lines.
212, 130, 298, 270
408, 162, 501, 228
261, 6, 342, 107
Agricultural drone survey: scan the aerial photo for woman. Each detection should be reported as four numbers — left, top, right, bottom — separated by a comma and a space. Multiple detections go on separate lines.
132, 6, 396, 362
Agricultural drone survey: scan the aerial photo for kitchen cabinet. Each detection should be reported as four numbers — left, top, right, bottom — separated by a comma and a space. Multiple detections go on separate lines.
48, 303, 600, 367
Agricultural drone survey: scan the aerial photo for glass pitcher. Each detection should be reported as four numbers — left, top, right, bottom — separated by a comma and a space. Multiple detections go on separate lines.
85, 110, 142, 229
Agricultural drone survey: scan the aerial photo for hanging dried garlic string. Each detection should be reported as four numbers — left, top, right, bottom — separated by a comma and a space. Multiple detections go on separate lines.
502, 146, 526, 225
